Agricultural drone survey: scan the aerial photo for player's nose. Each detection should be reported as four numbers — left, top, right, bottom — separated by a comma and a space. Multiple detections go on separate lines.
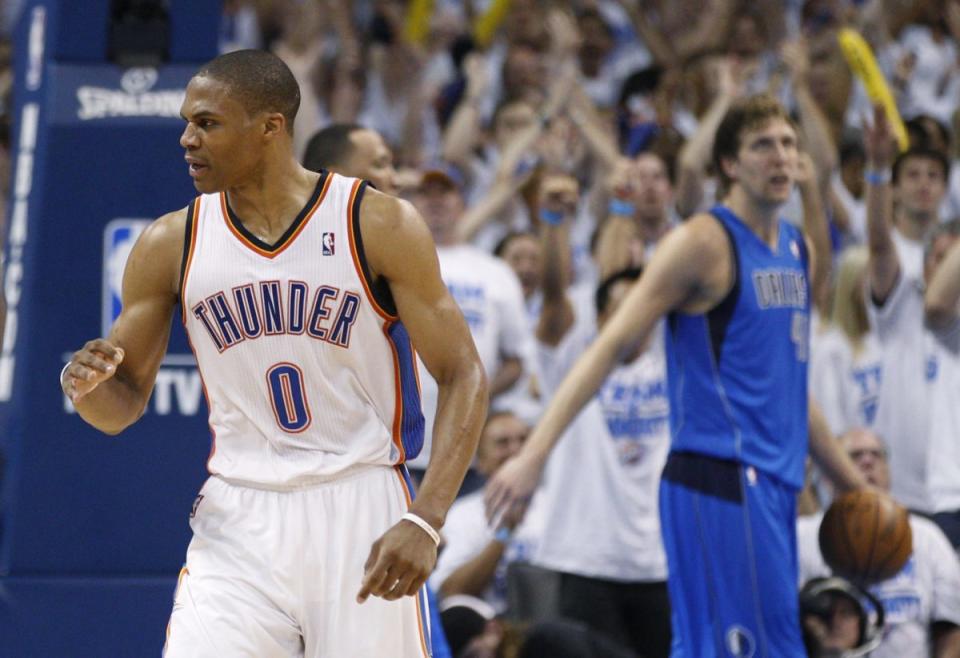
180, 123, 199, 149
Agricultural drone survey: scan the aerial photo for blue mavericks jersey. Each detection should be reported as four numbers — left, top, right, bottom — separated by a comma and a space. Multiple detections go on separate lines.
665, 205, 810, 489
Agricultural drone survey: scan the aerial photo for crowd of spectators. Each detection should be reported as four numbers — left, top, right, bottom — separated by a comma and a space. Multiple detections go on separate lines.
268, 2, 960, 655
4, 0, 960, 656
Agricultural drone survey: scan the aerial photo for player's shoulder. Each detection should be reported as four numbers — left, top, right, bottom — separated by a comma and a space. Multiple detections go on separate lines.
649, 212, 729, 271
358, 185, 422, 235
672, 212, 727, 249
357, 187, 437, 279
136, 206, 189, 255
120, 206, 189, 294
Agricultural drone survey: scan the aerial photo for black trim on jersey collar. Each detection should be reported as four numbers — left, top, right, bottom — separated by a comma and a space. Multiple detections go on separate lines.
224, 171, 329, 253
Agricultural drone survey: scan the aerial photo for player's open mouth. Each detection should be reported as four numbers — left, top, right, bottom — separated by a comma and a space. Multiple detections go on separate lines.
770, 175, 790, 186
185, 157, 208, 177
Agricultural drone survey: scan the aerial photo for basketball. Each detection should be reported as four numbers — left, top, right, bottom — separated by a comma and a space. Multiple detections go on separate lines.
818, 490, 913, 584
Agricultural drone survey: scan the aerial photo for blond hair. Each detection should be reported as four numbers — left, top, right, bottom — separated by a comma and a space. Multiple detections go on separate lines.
830, 246, 870, 355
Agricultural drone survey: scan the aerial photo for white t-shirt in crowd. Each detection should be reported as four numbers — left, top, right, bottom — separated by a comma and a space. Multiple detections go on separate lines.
797, 512, 960, 658
927, 318, 960, 514
869, 272, 941, 513
809, 324, 883, 436
430, 489, 547, 615
532, 318, 670, 582
410, 244, 534, 468
892, 228, 925, 287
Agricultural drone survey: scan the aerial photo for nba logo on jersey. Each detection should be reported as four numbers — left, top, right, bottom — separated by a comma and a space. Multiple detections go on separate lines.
102, 219, 149, 336
725, 625, 756, 657
322, 232, 335, 256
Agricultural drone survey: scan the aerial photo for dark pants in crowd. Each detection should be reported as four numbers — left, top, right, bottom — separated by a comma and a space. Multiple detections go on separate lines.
934, 509, 960, 550
557, 572, 672, 658
519, 619, 638, 658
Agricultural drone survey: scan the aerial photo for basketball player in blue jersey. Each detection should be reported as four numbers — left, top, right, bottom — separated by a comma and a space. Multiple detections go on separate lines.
486, 94, 868, 656
60, 50, 487, 657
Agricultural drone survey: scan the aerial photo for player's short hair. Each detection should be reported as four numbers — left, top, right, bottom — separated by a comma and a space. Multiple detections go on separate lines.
891, 146, 950, 185
595, 267, 643, 315
194, 50, 300, 134
302, 123, 365, 173
712, 94, 795, 195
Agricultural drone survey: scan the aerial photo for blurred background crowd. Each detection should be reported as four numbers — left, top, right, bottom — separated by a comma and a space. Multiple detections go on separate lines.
5, 0, 960, 656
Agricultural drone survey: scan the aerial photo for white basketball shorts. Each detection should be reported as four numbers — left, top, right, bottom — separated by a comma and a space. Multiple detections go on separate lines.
163, 465, 433, 657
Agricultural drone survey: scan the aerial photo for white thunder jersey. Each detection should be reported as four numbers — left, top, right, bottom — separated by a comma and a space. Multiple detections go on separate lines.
180, 172, 424, 488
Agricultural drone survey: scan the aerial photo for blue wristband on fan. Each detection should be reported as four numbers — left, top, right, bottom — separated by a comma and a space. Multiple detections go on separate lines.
494, 526, 513, 543
608, 198, 635, 216
539, 208, 565, 226
864, 169, 890, 186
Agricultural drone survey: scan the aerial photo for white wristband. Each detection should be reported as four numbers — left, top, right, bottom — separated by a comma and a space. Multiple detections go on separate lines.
400, 512, 440, 546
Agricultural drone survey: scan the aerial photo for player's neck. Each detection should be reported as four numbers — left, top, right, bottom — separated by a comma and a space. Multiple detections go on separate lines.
226, 159, 317, 239
725, 188, 781, 248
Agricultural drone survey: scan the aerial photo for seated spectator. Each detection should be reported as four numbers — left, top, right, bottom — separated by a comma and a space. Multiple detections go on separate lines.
431, 412, 546, 615
799, 576, 885, 657
797, 428, 960, 657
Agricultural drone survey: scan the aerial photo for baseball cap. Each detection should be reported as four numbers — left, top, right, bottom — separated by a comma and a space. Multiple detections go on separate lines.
417, 164, 465, 193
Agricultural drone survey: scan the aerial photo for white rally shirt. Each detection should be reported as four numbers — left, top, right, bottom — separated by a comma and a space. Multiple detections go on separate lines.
410, 244, 534, 468
532, 316, 670, 582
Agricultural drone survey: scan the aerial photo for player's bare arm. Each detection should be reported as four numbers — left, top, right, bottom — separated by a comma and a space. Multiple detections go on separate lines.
864, 105, 900, 303
356, 189, 488, 603
61, 208, 186, 434
485, 212, 733, 523
808, 401, 868, 494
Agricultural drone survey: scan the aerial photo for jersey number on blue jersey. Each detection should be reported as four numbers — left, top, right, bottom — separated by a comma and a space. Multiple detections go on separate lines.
266, 363, 313, 433
790, 312, 809, 363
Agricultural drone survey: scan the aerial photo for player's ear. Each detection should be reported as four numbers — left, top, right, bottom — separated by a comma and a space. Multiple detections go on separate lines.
262, 112, 286, 139
719, 156, 740, 184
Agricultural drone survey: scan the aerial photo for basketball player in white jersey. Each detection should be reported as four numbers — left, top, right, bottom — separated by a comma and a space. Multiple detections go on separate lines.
59, 50, 487, 657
